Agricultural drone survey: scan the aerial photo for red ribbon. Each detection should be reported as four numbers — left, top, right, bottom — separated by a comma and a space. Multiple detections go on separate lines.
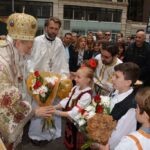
76, 104, 85, 115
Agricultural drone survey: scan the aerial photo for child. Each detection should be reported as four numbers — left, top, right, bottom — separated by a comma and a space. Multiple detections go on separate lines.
115, 87, 150, 150
49, 59, 97, 150
98, 87, 150, 150
92, 62, 140, 150
109, 62, 140, 149
92, 41, 101, 57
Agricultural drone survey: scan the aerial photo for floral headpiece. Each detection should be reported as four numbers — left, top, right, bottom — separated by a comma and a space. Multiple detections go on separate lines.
81, 58, 98, 70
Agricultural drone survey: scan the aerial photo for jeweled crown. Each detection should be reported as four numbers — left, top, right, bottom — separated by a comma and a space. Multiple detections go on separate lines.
7, 13, 37, 41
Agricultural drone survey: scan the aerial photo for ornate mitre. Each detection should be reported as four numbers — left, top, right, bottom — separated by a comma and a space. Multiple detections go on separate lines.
7, 13, 37, 41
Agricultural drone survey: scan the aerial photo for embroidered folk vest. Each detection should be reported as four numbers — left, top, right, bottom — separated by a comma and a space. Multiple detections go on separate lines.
65, 87, 92, 111
110, 91, 136, 121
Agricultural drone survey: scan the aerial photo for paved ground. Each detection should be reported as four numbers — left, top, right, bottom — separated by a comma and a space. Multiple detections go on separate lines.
16, 119, 67, 150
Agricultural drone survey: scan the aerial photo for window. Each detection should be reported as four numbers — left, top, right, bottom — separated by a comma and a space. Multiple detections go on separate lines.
87, 7, 99, 21
64, 6, 73, 19
74, 6, 85, 20
128, 0, 143, 21
64, 5, 122, 22
113, 9, 122, 22
0, 1, 53, 18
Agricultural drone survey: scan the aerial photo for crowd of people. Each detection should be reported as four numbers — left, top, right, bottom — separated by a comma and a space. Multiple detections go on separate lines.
0, 12, 150, 150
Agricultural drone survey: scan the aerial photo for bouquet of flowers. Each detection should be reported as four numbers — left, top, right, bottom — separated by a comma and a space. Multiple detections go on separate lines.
27, 71, 61, 106
73, 95, 116, 149
26, 71, 61, 130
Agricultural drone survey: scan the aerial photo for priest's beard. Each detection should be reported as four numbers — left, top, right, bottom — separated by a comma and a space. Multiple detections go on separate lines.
45, 32, 56, 41
14, 40, 33, 57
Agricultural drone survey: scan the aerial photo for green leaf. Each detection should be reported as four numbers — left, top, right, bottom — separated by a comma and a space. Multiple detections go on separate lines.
81, 140, 92, 150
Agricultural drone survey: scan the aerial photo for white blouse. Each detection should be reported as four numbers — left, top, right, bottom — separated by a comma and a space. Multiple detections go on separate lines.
109, 88, 137, 150
60, 85, 92, 119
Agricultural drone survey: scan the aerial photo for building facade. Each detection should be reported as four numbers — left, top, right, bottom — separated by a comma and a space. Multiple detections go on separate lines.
0, 0, 149, 38
52, 0, 128, 38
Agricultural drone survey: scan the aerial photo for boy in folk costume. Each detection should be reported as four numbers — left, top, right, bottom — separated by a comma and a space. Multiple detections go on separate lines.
109, 62, 140, 149
115, 87, 150, 150
49, 59, 97, 150
92, 62, 140, 150
96, 87, 150, 150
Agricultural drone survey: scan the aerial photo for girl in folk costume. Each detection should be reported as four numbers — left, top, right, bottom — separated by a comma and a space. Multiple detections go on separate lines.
49, 58, 97, 150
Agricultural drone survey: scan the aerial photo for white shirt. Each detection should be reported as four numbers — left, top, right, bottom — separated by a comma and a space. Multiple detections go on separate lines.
115, 130, 150, 150
60, 86, 92, 119
109, 88, 137, 150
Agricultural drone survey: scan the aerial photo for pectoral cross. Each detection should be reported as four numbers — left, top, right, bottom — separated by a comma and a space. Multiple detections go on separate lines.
48, 59, 53, 71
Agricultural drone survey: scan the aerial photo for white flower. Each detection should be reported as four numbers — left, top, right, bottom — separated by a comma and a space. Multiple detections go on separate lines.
40, 93, 46, 98
33, 86, 48, 95
78, 119, 86, 126
33, 89, 38, 94
100, 96, 110, 107
74, 113, 82, 121
45, 76, 58, 85
85, 105, 95, 112
86, 111, 96, 119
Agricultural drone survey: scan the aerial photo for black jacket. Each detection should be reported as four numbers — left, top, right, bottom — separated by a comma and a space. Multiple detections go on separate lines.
69, 45, 93, 72
124, 41, 150, 86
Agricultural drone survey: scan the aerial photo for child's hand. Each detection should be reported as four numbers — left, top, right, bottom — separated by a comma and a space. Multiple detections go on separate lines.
48, 106, 56, 114
99, 143, 109, 150
34, 106, 53, 118
90, 142, 100, 150
91, 143, 109, 150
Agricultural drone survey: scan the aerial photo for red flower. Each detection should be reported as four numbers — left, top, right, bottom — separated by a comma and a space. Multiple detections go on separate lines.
89, 58, 97, 68
33, 84, 38, 90
33, 80, 42, 90
34, 71, 40, 77
96, 105, 103, 113
36, 80, 42, 87
94, 95, 101, 103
